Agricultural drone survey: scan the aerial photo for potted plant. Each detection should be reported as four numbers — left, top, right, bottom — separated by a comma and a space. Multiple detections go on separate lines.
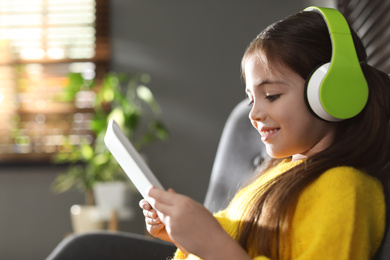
51, 72, 169, 230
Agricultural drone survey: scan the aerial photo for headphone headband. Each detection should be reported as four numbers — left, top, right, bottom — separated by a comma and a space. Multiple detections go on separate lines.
304, 6, 368, 121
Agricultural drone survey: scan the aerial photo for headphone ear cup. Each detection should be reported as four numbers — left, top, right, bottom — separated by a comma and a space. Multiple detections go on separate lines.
305, 62, 341, 121
303, 7, 369, 121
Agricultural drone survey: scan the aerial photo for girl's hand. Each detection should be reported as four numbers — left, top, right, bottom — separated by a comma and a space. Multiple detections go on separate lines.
147, 187, 251, 259
139, 199, 172, 243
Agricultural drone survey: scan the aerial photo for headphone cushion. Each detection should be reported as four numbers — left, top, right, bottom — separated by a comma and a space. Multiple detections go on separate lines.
306, 63, 343, 121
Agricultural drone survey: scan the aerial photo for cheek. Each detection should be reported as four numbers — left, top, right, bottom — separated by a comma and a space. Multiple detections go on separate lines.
277, 105, 319, 149
286, 110, 319, 141
290, 114, 332, 151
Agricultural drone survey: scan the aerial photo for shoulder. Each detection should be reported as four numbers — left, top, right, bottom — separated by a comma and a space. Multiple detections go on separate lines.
290, 166, 386, 258
307, 166, 383, 196
296, 166, 385, 217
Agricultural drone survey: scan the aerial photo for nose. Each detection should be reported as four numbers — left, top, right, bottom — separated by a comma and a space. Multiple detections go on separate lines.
249, 100, 266, 123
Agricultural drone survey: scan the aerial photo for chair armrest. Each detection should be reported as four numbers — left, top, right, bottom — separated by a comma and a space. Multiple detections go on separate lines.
46, 231, 176, 260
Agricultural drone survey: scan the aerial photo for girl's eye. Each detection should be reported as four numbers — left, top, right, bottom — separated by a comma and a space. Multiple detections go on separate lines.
265, 94, 280, 102
247, 99, 254, 106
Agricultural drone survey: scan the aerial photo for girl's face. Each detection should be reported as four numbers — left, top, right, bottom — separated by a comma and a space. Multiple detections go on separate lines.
244, 56, 336, 160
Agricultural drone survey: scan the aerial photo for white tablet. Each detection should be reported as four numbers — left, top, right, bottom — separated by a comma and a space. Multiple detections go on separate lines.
104, 119, 164, 201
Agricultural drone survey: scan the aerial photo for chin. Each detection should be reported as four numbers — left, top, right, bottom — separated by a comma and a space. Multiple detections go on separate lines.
266, 147, 294, 159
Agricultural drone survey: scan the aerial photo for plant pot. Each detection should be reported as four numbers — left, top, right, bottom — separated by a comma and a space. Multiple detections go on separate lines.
93, 181, 134, 221
70, 205, 104, 233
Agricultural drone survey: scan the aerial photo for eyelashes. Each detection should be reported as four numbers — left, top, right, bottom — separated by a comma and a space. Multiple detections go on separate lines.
265, 94, 281, 102
246, 93, 281, 106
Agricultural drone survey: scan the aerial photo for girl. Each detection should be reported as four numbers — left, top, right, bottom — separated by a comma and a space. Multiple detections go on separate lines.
140, 7, 390, 260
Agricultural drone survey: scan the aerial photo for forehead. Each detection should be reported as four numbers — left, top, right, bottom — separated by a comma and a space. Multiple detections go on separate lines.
244, 55, 286, 83
244, 54, 306, 94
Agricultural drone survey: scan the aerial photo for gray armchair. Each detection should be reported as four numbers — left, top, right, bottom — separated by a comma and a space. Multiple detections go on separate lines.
46, 99, 390, 260
46, 99, 265, 260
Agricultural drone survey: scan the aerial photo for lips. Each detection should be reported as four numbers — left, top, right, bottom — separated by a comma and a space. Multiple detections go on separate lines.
259, 128, 280, 141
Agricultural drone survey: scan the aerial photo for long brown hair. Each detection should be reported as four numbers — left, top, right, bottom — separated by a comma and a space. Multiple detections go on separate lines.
238, 10, 390, 258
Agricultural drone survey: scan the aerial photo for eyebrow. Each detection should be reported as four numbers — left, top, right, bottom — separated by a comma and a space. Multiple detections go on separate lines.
258, 79, 288, 86
259, 82, 272, 90
248, 79, 287, 90
245, 79, 288, 94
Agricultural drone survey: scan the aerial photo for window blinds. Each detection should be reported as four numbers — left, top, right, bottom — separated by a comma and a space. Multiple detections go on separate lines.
0, 0, 109, 163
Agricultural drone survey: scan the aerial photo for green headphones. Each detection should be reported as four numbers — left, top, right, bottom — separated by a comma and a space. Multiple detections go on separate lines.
304, 6, 368, 121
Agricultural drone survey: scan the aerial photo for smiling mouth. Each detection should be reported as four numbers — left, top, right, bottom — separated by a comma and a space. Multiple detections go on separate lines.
260, 128, 280, 141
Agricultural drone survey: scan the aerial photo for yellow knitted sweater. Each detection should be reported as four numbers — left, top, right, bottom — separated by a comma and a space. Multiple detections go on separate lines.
173, 159, 385, 260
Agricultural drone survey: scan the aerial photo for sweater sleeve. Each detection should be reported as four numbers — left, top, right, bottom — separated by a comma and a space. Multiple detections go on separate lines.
286, 167, 385, 260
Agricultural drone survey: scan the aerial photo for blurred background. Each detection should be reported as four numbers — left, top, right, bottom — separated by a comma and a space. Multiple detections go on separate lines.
0, 0, 337, 259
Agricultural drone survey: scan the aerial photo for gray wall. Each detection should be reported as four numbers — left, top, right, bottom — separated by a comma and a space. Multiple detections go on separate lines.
0, 1, 313, 259
109, 0, 306, 201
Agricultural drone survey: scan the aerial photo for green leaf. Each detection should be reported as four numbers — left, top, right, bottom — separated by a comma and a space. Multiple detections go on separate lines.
126, 112, 140, 133
151, 120, 170, 140
90, 113, 107, 134
137, 85, 161, 114
93, 153, 110, 166
108, 107, 126, 126
63, 73, 84, 101
81, 144, 94, 160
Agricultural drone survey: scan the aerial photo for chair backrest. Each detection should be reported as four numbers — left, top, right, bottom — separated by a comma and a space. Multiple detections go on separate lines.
203, 99, 266, 213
